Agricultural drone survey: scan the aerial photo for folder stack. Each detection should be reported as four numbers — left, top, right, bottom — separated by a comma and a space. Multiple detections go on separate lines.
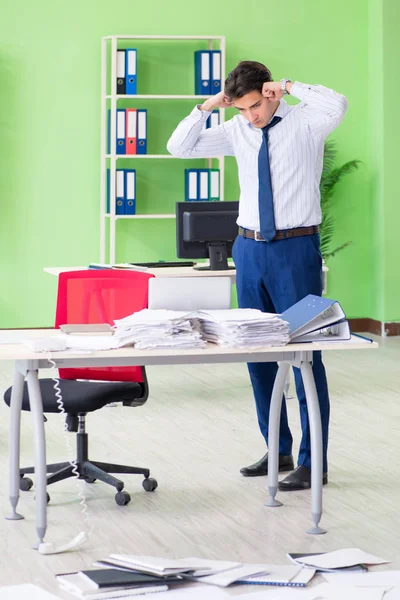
106, 169, 136, 215
116, 48, 137, 95
194, 50, 221, 95
108, 109, 147, 155
185, 168, 220, 201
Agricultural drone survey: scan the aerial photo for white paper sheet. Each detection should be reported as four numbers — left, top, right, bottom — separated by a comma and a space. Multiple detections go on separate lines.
0, 584, 62, 600
323, 570, 400, 587
292, 548, 390, 570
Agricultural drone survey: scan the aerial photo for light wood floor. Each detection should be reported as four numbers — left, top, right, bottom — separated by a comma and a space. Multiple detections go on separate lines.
0, 334, 399, 597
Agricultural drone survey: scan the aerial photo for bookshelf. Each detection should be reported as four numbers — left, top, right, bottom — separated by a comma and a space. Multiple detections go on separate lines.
101, 35, 226, 264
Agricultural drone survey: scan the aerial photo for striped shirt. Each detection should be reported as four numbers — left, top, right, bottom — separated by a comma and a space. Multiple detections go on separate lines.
166, 82, 348, 231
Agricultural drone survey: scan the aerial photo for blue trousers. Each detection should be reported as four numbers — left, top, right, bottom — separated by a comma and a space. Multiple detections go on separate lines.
232, 233, 330, 472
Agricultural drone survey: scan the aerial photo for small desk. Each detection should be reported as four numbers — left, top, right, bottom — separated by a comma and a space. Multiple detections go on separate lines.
44, 265, 237, 282
3, 331, 377, 547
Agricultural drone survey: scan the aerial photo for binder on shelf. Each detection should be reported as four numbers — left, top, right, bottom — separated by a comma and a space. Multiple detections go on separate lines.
209, 169, 220, 201
116, 109, 126, 154
137, 109, 147, 154
116, 169, 125, 215
198, 169, 209, 201
194, 50, 211, 95
185, 169, 199, 201
280, 294, 346, 341
116, 49, 126, 94
126, 108, 137, 154
125, 48, 137, 95
124, 169, 136, 215
206, 109, 220, 129
211, 50, 221, 93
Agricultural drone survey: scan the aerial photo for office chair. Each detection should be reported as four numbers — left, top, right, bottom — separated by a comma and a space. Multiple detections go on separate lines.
4, 270, 158, 506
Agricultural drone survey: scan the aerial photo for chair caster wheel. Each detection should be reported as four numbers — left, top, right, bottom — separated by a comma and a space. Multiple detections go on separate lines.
20, 477, 33, 492
84, 477, 96, 484
142, 477, 158, 492
34, 492, 50, 505
115, 491, 131, 506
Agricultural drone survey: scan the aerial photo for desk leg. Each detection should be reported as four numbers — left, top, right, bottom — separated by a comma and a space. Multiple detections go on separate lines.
265, 362, 290, 508
6, 366, 25, 521
300, 360, 326, 535
26, 370, 47, 546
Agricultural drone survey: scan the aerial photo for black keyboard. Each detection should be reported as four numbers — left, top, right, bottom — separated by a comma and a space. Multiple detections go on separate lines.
129, 261, 196, 268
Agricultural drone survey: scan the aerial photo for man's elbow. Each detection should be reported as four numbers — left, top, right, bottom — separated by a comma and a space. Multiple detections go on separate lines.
166, 138, 181, 157
166, 139, 189, 158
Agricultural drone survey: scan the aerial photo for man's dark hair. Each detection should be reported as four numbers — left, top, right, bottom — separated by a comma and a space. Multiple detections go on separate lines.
224, 61, 273, 100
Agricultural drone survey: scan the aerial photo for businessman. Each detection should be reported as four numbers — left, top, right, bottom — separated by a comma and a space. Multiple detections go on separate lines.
167, 61, 347, 490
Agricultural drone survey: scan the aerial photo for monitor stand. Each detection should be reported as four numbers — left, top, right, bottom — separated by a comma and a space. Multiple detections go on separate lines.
194, 243, 236, 271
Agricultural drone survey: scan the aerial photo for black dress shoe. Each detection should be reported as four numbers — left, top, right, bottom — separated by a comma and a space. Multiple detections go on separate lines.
278, 465, 328, 491
240, 453, 294, 477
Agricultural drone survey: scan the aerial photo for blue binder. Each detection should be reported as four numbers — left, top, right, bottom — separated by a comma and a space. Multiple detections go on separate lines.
280, 294, 346, 339
211, 50, 221, 94
194, 50, 211, 95
116, 109, 126, 154
124, 169, 136, 215
116, 169, 125, 215
198, 169, 210, 201
206, 109, 220, 129
185, 169, 199, 201
125, 49, 137, 95
137, 109, 147, 154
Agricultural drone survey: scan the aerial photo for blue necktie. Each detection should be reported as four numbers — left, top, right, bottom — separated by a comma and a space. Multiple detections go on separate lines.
258, 116, 282, 241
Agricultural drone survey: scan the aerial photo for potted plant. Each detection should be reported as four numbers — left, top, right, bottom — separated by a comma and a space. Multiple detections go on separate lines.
320, 140, 361, 293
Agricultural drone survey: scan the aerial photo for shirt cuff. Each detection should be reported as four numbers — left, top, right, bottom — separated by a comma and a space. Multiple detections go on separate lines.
289, 81, 313, 101
194, 104, 212, 118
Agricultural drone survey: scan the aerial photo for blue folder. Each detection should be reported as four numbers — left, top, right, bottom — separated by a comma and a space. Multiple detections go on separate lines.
185, 169, 199, 201
194, 50, 211, 95
137, 109, 147, 154
210, 50, 221, 94
116, 169, 125, 215
116, 109, 126, 154
280, 294, 346, 339
125, 49, 137, 94
124, 169, 136, 215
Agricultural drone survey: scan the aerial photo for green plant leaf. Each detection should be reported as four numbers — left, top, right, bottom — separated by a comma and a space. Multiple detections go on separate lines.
323, 241, 353, 261
319, 140, 361, 259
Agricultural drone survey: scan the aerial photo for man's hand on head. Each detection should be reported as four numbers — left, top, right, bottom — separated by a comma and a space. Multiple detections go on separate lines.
262, 81, 293, 101
200, 91, 234, 112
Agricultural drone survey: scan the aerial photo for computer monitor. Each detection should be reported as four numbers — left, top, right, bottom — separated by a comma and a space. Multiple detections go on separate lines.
176, 201, 239, 271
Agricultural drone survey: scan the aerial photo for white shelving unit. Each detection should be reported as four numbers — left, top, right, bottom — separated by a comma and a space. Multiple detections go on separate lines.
101, 34, 226, 264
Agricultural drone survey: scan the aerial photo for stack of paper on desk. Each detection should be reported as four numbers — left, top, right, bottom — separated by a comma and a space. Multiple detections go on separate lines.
93, 555, 316, 589
114, 310, 205, 350
195, 309, 290, 347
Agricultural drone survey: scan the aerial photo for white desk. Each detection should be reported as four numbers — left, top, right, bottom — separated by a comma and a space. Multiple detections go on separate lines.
44, 265, 237, 281
3, 331, 377, 548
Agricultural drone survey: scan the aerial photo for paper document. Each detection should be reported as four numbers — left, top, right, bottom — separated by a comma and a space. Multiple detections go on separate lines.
0, 584, 62, 600
288, 548, 390, 570
323, 570, 400, 587
194, 564, 269, 587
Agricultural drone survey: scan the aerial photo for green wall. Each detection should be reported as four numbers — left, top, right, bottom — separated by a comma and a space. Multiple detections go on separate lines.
0, 0, 393, 328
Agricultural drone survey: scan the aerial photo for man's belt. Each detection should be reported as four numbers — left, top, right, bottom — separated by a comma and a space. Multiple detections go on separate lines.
238, 225, 319, 242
